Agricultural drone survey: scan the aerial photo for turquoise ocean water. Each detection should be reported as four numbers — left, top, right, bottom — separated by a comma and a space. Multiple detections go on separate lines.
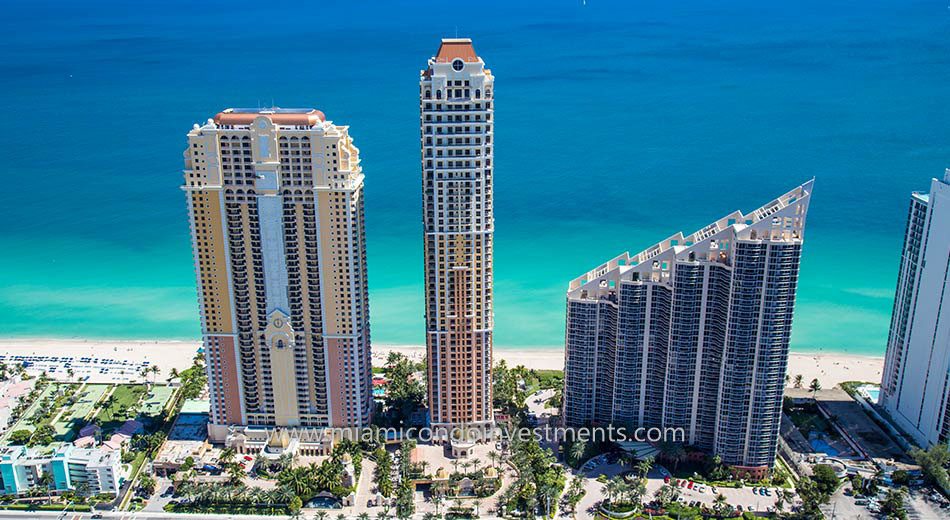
1, 0, 948, 356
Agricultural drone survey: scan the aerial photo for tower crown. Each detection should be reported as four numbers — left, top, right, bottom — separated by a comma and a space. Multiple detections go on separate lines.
434, 38, 479, 63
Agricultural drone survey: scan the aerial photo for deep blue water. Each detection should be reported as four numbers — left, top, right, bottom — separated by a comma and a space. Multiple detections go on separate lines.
1, 0, 949, 355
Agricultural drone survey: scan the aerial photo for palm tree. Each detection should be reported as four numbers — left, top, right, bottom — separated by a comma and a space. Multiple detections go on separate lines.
569, 439, 587, 465
602, 477, 621, 504
487, 450, 499, 469
39, 471, 54, 503
471, 458, 481, 473
658, 441, 686, 472
219, 447, 237, 464
809, 378, 822, 399
636, 456, 654, 478
794, 374, 804, 388
315, 512, 329, 520
617, 451, 634, 469
713, 493, 728, 515
227, 463, 245, 486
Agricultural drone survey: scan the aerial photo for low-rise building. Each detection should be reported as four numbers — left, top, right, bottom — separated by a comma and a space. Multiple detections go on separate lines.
0, 446, 46, 495
50, 445, 124, 496
0, 445, 124, 496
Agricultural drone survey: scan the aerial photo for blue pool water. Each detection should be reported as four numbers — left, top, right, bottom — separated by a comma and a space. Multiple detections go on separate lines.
810, 439, 840, 457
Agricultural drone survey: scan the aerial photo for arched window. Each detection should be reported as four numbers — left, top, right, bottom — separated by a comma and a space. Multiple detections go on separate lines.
436, 90, 442, 100
475, 89, 480, 98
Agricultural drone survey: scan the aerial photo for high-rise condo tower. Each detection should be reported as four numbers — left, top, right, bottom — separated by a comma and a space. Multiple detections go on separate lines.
420, 39, 495, 431
880, 169, 950, 448
183, 108, 372, 446
562, 182, 813, 475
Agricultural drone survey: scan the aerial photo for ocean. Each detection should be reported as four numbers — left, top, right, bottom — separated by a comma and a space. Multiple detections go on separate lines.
1, 0, 948, 356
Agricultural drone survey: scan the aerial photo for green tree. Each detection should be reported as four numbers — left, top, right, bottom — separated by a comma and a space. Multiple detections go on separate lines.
382, 352, 425, 426
7, 429, 31, 445
881, 488, 907, 519
28, 424, 55, 447
811, 464, 840, 496
809, 378, 822, 399
796, 476, 829, 517
278, 466, 315, 498
138, 474, 157, 496
910, 443, 950, 490
219, 447, 237, 464
657, 441, 686, 472
288, 495, 303, 516
636, 456, 654, 478
568, 439, 587, 467
891, 469, 910, 486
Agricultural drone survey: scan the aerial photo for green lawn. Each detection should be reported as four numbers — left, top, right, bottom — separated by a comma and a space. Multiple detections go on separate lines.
53, 384, 110, 440
95, 384, 148, 432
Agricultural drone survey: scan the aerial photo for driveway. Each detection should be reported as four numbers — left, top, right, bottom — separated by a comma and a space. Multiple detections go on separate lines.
565, 460, 794, 517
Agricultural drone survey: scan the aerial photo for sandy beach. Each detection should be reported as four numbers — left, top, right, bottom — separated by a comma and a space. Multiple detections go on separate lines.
0, 339, 883, 389
374, 344, 884, 388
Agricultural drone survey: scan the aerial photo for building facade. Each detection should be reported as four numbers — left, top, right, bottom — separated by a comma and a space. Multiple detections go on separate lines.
183, 108, 372, 442
880, 170, 950, 448
420, 39, 495, 430
562, 182, 813, 471
0, 445, 123, 496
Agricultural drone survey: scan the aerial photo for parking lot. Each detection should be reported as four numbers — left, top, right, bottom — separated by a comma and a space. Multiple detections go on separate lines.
569, 457, 794, 517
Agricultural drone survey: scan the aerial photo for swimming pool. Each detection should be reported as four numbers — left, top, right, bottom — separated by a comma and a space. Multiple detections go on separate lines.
857, 384, 880, 404
305, 497, 341, 509
810, 438, 840, 457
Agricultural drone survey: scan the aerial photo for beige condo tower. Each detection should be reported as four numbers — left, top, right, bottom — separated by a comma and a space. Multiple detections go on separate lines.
182, 108, 372, 448
420, 39, 495, 433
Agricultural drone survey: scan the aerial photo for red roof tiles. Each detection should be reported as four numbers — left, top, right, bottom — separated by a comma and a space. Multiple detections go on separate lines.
435, 38, 478, 63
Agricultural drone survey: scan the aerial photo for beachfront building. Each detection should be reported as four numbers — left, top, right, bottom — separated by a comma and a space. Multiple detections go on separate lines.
0, 445, 123, 496
183, 108, 372, 444
420, 39, 495, 433
880, 169, 950, 448
562, 182, 813, 475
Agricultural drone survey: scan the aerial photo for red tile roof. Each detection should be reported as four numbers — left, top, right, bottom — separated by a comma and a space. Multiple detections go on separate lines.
213, 108, 326, 126
435, 38, 478, 63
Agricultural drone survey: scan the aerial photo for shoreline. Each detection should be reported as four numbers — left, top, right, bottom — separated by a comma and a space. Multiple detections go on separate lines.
0, 338, 884, 388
